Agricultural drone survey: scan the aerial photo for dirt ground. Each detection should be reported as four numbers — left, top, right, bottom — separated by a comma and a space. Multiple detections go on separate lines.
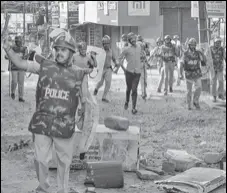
1, 65, 226, 193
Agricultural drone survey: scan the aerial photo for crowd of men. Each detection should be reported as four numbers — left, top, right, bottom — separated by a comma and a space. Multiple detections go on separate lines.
3, 28, 226, 193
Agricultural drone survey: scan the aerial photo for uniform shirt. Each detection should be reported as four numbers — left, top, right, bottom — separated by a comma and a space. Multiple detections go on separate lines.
9, 44, 28, 71
103, 49, 117, 69
71, 53, 91, 69
182, 49, 203, 80
118, 44, 143, 74
210, 46, 225, 72
160, 43, 178, 63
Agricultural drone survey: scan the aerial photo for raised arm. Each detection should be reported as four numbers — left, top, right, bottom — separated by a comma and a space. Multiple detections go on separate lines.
3, 38, 40, 73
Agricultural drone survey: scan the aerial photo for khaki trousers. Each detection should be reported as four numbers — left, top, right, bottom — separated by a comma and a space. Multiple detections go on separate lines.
140, 67, 148, 97
95, 68, 112, 99
212, 71, 224, 97
186, 78, 202, 107
34, 133, 77, 193
11, 71, 25, 98
163, 61, 175, 92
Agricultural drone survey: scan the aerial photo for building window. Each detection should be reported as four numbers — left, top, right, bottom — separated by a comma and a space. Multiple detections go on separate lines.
89, 25, 95, 46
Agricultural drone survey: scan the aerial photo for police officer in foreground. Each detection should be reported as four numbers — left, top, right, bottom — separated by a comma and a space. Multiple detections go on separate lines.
3, 30, 92, 193
180, 38, 207, 110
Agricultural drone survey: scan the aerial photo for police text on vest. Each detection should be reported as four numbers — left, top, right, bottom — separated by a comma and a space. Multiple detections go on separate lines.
44, 88, 69, 101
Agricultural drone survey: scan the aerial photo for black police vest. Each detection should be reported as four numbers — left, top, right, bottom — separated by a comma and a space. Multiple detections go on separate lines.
28, 54, 85, 139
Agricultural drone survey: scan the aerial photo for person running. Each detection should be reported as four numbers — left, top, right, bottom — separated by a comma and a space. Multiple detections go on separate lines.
180, 38, 207, 110
8, 35, 28, 102
114, 32, 144, 114
210, 36, 226, 102
93, 35, 118, 103
3, 30, 92, 193
160, 35, 179, 95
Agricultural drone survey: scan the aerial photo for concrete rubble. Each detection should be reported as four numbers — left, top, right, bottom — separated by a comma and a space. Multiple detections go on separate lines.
155, 167, 226, 193
164, 149, 202, 172
104, 116, 130, 131
136, 170, 161, 181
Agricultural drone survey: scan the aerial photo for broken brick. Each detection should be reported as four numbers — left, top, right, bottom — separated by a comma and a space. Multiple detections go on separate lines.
162, 161, 176, 174
145, 167, 164, 175
204, 152, 223, 164
136, 170, 161, 180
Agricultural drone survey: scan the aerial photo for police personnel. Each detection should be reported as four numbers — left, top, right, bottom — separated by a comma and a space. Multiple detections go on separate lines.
8, 35, 28, 102
160, 35, 179, 95
3, 30, 92, 193
94, 35, 118, 103
210, 37, 226, 102
180, 38, 207, 110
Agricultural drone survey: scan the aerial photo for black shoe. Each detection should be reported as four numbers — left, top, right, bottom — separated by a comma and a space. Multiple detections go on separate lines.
218, 95, 225, 100
193, 102, 200, 110
93, 89, 98, 96
124, 102, 128, 110
213, 96, 217, 102
11, 93, 15, 100
169, 87, 173, 93
132, 108, 138, 114
102, 98, 109, 103
80, 152, 86, 160
157, 88, 161, 93
19, 98, 25, 102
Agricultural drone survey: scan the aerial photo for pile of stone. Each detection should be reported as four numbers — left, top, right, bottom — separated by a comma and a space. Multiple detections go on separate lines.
136, 148, 226, 192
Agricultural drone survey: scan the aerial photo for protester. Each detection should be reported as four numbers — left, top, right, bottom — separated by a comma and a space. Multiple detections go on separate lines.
210, 37, 226, 102
93, 35, 118, 103
114, 32, 143, 114
8, 35, 28, 102
3, 30, 92, 193
180, 38, 207, 110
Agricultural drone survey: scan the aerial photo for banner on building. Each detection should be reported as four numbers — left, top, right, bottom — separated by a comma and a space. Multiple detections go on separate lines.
98, 1, 117, 10
206, 1, 226, 18
67, 1, 79, 28
191, 1, 199, 18
51, 2, 60, 27
128, 1, 150, 16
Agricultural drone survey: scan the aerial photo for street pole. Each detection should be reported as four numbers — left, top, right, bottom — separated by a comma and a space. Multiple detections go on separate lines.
23, 1, 26, 44
45, 1, 49, 54
198, 1, 208, 44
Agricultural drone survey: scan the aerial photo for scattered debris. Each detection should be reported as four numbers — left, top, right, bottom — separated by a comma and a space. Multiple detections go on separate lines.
155, 167, 226, 193
7, 139, 31, 152
104, 116, 129, 131
204, 152, 223, 164
162, 160, 176, 174
136, 170, 161, 180
145, 167, 164, 175
199, 141, 207, 146
164, 149, 202, 172
85, 187, 96, 193
130, 184, 142, 188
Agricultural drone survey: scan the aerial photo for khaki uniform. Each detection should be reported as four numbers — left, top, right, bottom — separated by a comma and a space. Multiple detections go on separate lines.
182, 50, 204, 107
210, 46, 225, 97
